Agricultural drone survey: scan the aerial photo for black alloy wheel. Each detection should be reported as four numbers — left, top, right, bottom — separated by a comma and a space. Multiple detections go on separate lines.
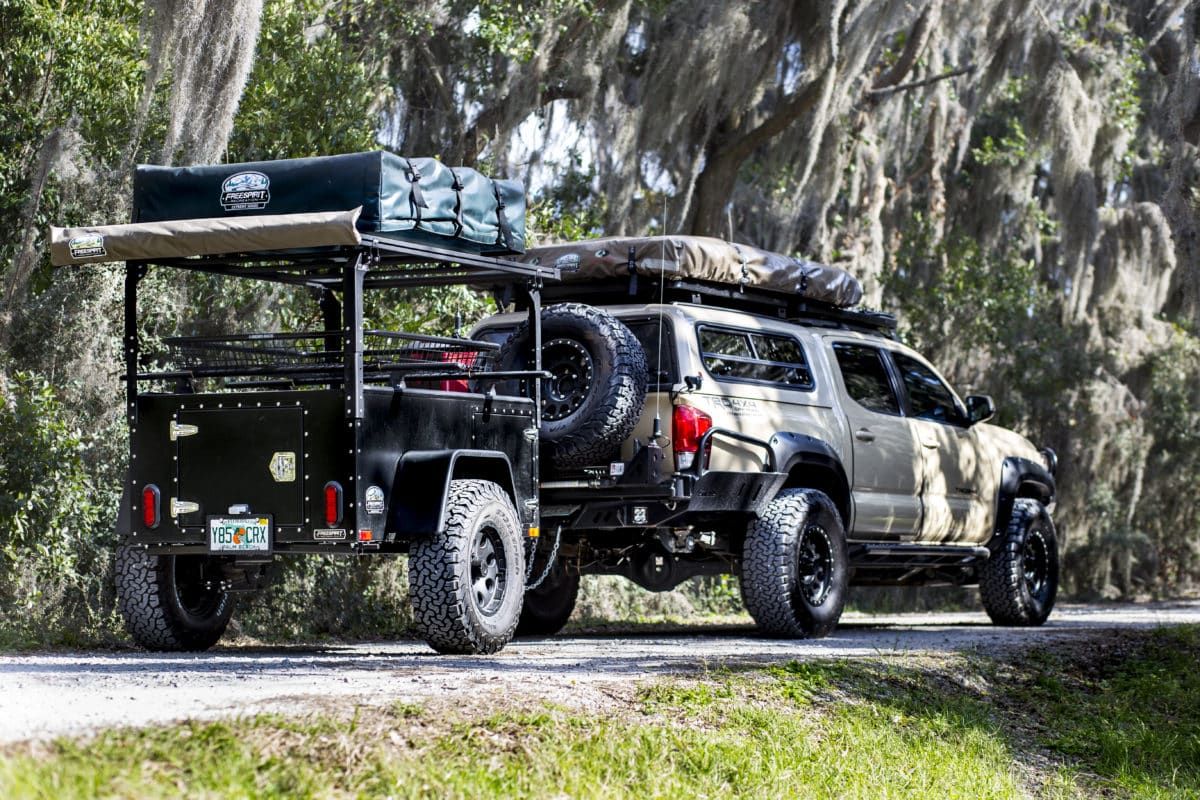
796, 524, 834, 607
542, 337, 595, 421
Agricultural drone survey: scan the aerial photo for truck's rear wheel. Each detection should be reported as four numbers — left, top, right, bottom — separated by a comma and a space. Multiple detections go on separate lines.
980, 498, 1059, 626
516, 559, 579, 636
115, 545, 234, 651
741, 489, 848, 638
409, 479, 525, 654
495, 303, 648, 470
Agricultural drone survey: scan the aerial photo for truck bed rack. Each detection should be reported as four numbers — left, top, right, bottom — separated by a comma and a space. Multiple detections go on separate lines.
517, 276, 897, 338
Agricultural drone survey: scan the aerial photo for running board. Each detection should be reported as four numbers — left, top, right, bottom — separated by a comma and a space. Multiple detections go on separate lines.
848, 542, 990, 570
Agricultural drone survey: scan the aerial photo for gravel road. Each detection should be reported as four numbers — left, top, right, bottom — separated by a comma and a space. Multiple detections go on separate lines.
3, 601, 1198, 744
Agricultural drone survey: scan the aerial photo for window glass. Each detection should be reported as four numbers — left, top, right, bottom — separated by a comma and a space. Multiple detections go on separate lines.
832, 343, 899, 415
628, 319, 677, 388
698, 326, 813, 388
892, 352, 966, 425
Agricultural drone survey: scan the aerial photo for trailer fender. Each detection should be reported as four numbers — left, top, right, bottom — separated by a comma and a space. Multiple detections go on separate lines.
390, 450, 519, 536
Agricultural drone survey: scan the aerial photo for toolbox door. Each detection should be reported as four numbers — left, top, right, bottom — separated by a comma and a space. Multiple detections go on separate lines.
175, 407, 305, 526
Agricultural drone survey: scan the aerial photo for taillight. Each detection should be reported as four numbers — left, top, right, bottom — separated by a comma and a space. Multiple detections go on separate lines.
141, 484, 161, 529
672, 405, 713, 470
323, 481, 343, 526
439, 351, 476, 392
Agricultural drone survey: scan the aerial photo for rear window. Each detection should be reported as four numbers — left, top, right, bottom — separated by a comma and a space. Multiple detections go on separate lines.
697, 325, 814, 389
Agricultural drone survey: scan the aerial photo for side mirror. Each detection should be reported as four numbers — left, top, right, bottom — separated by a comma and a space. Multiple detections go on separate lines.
966, 394, 995, 425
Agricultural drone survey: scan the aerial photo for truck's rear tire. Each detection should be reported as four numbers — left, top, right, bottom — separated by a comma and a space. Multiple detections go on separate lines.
115, 545, 234, 651
495, 303, 647, 470
741, 489, 848, 638
980, 498, 1059, 626
409, 479, 526, 654
516, 560, 579, 636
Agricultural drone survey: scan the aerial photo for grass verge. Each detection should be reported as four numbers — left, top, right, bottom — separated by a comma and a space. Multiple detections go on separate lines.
1, 626, 1196, 799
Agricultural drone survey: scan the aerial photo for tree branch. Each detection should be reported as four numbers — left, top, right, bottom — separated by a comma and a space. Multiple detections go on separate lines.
871, 0, 942, 90
867, 63, 975, 96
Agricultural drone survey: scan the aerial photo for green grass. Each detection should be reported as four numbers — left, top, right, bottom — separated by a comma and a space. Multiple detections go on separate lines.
1, 626, 1196, 799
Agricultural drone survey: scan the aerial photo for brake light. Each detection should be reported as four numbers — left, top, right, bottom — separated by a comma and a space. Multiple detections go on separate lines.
141, 484, 161, 529
439, 351, 476, 392
323, 481, 343, 526
672, 405, 713, 470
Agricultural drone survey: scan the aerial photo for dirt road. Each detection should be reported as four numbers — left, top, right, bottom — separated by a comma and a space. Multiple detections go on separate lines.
3, 601, 1197, 743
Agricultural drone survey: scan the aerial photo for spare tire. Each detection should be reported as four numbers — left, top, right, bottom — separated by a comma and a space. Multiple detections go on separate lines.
496, 303, 647, 470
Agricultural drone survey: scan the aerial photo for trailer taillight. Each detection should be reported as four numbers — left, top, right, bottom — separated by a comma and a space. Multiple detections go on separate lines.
439, 350, 476, 392
672, 405, 713, 470
323, 481, 343, 526
141, 484, 161, 529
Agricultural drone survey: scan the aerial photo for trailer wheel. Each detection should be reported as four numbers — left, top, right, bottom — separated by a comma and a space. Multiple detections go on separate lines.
740, 489, 848, 639
409, 479, 525, 654
115, 545, 234, 652
516, 559, 579, 637
495, 304, 648, 470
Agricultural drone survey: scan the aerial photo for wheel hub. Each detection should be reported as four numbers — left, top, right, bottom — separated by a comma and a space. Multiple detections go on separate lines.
541, 338, 594, 421
173, 556, 223, 619
470, 526, 508, 617
796, 524, 834, 606
1022, 530, 1050, 600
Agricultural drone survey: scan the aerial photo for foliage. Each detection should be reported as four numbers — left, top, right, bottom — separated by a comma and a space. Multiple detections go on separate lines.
0, 369, 117, 644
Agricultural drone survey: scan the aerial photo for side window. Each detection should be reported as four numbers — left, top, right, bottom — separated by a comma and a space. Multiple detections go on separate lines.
832, 342, 900, 415
892, 352, 967, 426
697, 326, 814, 389
627, 319, 678, 389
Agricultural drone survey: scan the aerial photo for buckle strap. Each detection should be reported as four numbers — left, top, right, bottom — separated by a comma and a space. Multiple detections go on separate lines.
492, 181, 515, 251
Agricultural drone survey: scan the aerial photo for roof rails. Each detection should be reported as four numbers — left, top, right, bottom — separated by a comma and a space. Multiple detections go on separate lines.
525, 277, 898, 338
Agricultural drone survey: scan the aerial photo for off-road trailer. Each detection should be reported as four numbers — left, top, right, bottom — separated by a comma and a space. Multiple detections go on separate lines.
86, 220, 560, 654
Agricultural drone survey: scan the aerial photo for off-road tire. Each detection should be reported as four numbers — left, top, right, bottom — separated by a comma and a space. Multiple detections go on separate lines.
741, 489, 848, 638
516, 560, 580, 637
496, 303, 648, 470
409, 480, 525, 654
115, 545, 235, 651
980, 498, 1059, 626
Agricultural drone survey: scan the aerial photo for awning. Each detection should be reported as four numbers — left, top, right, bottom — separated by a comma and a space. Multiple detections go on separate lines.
49, 208, 362, 267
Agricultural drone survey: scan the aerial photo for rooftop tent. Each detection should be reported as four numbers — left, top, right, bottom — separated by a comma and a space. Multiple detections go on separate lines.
131, 151, 525, 255
519, 235, 864, 309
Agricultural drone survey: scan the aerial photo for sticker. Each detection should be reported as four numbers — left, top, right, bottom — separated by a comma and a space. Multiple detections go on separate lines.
365, 485, 385, 515
220, 171, 270, 211
554, 253, 581, 272
69, 233, 106, 260
313, 528, 346, 541
268, 451, 296, 483
706, 396, 763, 416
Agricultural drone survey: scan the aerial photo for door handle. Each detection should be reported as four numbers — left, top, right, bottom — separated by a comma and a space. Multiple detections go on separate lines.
921, 439, 939, 449
854, 428, 876, 443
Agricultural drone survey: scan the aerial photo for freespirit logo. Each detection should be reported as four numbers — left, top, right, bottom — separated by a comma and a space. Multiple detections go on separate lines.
220, 171, 270, 211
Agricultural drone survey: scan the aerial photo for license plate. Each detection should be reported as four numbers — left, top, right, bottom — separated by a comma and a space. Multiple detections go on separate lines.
208, 516, 272, 553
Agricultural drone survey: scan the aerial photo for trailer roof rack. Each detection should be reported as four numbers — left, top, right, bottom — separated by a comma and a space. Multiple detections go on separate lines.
138, 234, 559, 289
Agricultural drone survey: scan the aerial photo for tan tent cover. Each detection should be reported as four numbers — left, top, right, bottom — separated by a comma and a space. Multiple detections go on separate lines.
49, 208, 362, 267
520, 235, 863, 308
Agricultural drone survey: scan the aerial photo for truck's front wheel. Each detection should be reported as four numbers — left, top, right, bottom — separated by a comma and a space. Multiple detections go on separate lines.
979, 498, 1059, 626
115, 545, 234, 651
409, 480, 526, 654
741, 489, 848, 638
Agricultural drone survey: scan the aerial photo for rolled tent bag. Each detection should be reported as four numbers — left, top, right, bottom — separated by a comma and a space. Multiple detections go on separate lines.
132, 151, 526, 255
